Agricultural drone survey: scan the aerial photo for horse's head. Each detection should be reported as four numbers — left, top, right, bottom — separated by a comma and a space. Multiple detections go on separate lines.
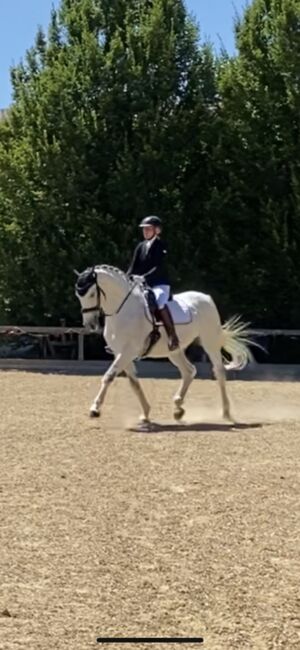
75, 267, 103, 330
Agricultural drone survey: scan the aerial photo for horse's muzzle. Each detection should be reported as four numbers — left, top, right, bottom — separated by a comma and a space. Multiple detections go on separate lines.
86, 315, 103, 333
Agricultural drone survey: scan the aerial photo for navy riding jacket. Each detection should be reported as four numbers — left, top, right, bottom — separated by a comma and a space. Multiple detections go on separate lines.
127, 237, 170, 287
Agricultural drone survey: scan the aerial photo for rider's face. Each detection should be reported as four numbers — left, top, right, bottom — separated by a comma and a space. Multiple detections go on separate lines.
142, 226, 156, 239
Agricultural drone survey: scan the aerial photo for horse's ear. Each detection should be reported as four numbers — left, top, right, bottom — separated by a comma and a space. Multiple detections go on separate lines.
73, 269, 80, 277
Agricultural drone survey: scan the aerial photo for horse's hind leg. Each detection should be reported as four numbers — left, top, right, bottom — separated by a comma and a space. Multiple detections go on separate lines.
202, 343, 232, 421
169, 351, 196, 420
125, 362, 151, 424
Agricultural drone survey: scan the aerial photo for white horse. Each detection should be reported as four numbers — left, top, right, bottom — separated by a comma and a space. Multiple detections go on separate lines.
75, 265, 254, 427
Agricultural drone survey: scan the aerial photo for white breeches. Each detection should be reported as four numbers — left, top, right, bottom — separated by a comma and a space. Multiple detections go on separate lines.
152, 285, 170, 309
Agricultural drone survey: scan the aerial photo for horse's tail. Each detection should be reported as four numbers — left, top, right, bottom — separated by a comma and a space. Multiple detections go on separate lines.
221, 315, 256, 371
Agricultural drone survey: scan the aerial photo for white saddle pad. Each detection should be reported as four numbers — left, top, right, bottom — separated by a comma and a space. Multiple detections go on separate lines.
166, 298, 192, 324
145, 297, 192, 325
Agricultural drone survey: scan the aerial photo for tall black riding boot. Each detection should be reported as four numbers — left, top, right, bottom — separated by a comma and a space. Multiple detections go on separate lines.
159, 305, 180, 351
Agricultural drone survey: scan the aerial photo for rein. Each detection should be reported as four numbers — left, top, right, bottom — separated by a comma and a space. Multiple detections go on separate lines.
80, 276, 135, 318
77, 265, 157, 318
107, 282, 136, 316
80, 283, 105, 315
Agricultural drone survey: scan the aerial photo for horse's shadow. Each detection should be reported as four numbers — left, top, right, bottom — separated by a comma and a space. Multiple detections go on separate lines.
130, 421, 264, 434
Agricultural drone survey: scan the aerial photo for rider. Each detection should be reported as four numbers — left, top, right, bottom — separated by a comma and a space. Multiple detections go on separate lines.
127, 215, 179, 351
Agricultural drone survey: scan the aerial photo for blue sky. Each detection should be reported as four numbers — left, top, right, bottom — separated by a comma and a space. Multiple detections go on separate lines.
0, 0, 246, 107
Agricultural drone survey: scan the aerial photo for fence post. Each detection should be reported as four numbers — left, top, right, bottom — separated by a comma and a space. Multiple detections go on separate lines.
78, 333, 84, 361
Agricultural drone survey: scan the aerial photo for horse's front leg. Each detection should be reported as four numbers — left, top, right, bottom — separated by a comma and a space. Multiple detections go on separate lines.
125, 362, 151, 425
90, 352, 129, 418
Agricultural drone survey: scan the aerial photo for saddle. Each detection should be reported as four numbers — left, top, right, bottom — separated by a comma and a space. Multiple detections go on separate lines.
143, 286, 191, 326
138, 281, 192, 357
141, 287, 161, 355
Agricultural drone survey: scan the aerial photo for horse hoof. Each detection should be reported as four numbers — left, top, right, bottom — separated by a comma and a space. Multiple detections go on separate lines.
174, 407, 185, 421
137, 419, 152, 432
139, 415, 150, 423
90, 409, 100, 418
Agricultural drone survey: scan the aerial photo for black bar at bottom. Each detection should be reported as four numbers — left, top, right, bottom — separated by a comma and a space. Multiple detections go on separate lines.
96, 638, 204, 644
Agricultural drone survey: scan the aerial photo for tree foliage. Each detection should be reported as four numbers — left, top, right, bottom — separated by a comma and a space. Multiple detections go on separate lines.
0, 0, 299, 326
215, 0, 300, 324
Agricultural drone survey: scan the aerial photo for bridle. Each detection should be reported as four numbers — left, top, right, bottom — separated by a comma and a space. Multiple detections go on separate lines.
77, 271, 135, 318
80, 281, 104, 316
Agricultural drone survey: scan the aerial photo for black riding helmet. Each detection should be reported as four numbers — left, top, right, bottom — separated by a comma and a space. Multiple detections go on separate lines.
139, 215, 162, 228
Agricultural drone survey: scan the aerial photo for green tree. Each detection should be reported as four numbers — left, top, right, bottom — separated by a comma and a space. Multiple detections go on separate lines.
0, 0, 216, 324
214, 0, 300, 325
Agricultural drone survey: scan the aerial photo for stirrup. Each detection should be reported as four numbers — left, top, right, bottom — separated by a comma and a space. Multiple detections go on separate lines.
168, 337, 179, 351
141, 327, 161, 358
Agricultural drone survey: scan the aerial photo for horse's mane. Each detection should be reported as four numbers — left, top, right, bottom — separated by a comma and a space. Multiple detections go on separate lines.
96, 264, 136, 287
76, 264, 141, 298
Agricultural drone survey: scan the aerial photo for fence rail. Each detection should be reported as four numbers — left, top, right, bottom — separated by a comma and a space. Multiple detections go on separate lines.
1, 326, 300, 362
0, 326, 88, 361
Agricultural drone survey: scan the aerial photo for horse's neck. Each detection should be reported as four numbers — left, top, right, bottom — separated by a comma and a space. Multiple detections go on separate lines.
97, 268, 130, 314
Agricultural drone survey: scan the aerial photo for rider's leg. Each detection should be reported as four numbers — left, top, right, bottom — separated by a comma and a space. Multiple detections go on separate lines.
153, 285, 180, 351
